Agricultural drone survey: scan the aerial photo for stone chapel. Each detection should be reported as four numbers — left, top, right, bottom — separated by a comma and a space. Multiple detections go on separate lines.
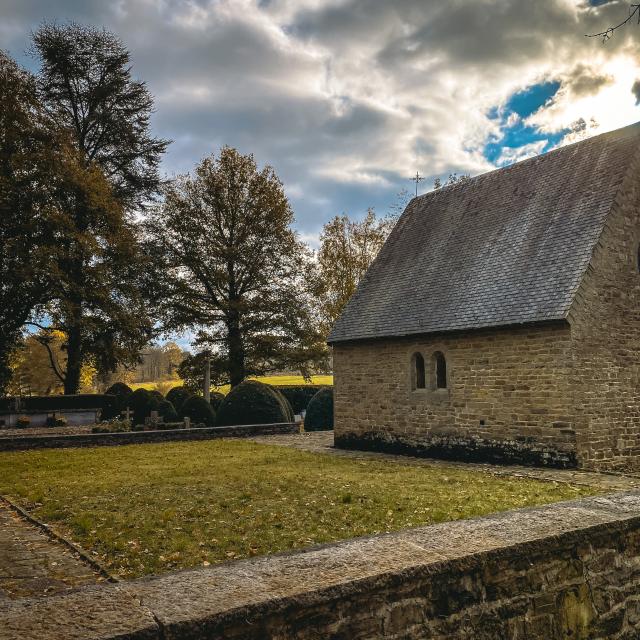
329, 122, 640, 471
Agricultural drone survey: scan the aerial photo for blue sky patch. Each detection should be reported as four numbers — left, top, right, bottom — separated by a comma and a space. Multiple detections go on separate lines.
485, 80, 567, 165
504, 80, 561, 119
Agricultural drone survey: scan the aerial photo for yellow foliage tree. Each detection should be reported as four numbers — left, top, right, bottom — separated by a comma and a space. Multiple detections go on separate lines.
8, 330, 96, 396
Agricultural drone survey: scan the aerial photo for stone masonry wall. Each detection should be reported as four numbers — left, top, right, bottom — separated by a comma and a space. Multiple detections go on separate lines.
333, 322, 577, 467
569, 151, 640, 472
5, 493, 640, 639
0, 423, 298, 452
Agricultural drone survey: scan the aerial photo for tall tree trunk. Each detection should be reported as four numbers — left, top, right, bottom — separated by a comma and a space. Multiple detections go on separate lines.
64, 313, 83, 395
227, 309, 245, 388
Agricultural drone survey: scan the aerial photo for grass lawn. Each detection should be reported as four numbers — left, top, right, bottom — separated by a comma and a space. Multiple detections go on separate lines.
130, 374, 333, 394
0, 440, 597, 579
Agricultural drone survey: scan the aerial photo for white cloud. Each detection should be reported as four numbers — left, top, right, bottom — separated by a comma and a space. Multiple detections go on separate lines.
497, 141, 548, 166
3, 0, 640, 231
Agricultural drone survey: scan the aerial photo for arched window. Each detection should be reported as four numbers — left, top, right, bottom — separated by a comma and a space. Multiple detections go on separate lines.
412, 353, 426, 390
433, 351, 447, 389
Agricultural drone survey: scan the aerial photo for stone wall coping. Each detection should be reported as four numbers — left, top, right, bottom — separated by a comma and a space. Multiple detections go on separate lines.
0, 422, 298, 451
2, 491, 640, 639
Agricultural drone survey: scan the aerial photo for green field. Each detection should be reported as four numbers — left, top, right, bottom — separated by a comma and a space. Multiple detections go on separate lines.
0, 440, 597, 579
130, 374, 333, 394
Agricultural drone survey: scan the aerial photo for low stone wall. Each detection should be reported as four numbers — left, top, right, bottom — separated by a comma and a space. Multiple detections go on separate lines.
0, 422, 298, 451
3, 492, 640, 639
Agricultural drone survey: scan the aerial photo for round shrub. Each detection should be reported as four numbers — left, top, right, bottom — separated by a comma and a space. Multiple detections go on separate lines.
216, 380, 293, 427
304, 388, 334, 431
105, 382, 133, 397
181, 395, 216, 427
102, 384, 133, 420
270, 386, 295, 423
158, 400, 179, 423
129, 388, 161, 425
166, 386, 190, 411
209, 391, 225, 411
149, 390, 164, 402
101, 384, 130, 419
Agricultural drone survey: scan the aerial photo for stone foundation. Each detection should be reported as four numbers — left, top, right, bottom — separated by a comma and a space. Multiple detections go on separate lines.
335, 430, 578, 468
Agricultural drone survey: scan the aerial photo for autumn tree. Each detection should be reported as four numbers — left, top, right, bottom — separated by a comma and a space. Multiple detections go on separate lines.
0, 51, 74, 395
313, 209, 396, 334
8, 330, 96, 396
0, 52, 46, 393
29, 23, 168, 393
146, 147, 326, 388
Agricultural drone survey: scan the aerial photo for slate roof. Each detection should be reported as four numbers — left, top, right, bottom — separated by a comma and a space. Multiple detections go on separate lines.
328, 122, 640, 344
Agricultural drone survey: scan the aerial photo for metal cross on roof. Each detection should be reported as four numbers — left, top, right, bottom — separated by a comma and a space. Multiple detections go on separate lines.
411, 171, 424, 197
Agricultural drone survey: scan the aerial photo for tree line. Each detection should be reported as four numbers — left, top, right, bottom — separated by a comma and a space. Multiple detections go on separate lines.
0, 23, 432, 396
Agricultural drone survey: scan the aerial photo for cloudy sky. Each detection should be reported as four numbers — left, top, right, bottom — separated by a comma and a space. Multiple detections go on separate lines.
2, 0, 640, 244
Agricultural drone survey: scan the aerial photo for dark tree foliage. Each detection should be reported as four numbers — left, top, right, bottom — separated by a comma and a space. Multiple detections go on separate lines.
0, 51, 60, 395
177, 351, 225, 393
33, 23, 169, 208
304, 387, 334, 431
29, 24, 169, 394
147, 147, 327, 388
215, 380, 293, 427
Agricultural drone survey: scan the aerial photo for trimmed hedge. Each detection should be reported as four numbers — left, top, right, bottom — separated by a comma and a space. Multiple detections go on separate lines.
209, 391, 225, 411
304, 388, 334, 431
270, 386, 295, 423
104, 382, 133, 397
181, 395, 216, 427
216, 380, 294, 427
166, 386, 190, 411
129, 389, 160, 425
0, 394, 112, 413
277, 385, 328, 414
158, 400, 179, 423
102, 384, 133, 421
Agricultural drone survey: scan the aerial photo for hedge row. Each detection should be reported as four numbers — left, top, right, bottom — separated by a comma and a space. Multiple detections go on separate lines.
0, 394, 112, 413
1, 381, 334, 431
277, 385, 328, 414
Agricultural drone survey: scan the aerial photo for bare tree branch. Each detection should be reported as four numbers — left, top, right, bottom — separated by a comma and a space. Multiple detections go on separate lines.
586, 3, 640, 41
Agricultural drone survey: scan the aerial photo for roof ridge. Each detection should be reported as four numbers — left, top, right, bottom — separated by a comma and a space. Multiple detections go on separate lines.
412, 120, 640, 205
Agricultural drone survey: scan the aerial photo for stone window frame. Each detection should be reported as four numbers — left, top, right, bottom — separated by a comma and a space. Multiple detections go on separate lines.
430, 350, 447, 391
410, 352, 426, 390
407, 345, 451, 403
